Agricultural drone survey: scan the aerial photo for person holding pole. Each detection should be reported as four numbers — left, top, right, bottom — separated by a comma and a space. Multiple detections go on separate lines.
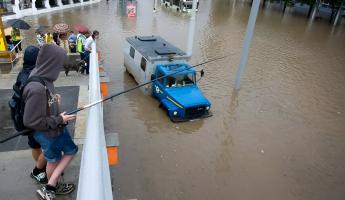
22, 44, 78, 200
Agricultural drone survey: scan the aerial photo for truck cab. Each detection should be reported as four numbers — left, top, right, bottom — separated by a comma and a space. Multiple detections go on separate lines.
152, 63, 211, 121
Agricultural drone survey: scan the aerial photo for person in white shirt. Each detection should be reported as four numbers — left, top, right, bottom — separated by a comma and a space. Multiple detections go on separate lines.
80, 30, 99, 75
36, 32, 45, 48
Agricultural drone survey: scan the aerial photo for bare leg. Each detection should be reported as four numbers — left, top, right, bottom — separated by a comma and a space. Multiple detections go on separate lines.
47, 154, 75, 187
46, 161, 59, 180
32, 148, 41, 161
36, 153, 47, 169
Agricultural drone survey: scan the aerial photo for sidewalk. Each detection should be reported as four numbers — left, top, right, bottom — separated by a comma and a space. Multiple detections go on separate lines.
0, 54, 89, 199
0, 148, 81, 200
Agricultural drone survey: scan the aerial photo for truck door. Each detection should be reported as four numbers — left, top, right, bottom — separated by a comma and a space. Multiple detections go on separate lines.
140, 56, 147, 83
153, 71, 165, 99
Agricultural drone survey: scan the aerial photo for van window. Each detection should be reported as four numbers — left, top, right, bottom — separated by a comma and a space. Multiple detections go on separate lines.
130, 47, 135, 59
140, 57, 146, 72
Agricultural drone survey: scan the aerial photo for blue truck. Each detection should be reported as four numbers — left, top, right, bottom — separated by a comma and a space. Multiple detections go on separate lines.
123, 36, 211, 121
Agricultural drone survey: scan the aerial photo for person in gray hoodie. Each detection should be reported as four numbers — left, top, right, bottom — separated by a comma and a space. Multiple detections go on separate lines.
23, 44, 77, 200
10, 45, 48, 184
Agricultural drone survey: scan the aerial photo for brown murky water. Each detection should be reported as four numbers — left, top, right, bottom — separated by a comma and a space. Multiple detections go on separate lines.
20, 0, 345, 199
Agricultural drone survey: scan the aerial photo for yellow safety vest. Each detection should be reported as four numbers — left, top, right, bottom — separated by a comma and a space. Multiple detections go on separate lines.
44, 34, 53, 44
11, 28, 21, 41
77, 34, 85, 53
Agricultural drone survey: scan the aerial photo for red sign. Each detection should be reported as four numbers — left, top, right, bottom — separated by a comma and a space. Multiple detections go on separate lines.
127, 4, 136, 17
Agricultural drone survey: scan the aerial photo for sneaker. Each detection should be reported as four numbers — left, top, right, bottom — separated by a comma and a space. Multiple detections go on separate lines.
55, 182, 75, 195
36, 186, 56, 200
31, 171, 48, 184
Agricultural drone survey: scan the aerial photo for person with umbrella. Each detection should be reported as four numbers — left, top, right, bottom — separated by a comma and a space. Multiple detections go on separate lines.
11, 27, 22, 53
6, 19, 31, 54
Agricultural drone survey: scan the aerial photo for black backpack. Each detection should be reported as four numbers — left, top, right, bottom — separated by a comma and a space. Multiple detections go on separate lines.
8, 76, 48, 134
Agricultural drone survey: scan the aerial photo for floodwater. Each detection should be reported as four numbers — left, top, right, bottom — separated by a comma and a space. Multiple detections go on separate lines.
20, 0, 345, 199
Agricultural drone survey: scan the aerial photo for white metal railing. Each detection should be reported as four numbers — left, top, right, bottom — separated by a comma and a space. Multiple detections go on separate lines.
1, 0, 102, 21
76, 42, 113, 200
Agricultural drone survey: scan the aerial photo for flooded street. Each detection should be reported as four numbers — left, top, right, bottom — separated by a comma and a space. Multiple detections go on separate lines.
20, 0, 345, 199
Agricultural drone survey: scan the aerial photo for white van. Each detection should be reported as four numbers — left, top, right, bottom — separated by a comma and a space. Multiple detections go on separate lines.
123, 35, 190, 94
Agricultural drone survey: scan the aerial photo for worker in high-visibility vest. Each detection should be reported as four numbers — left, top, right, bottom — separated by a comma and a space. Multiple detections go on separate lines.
11, 27, 22, 53
44, 32, 53, 44
76, 31, 88, 74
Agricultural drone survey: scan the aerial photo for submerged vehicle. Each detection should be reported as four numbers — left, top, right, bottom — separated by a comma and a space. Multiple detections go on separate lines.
123, 35, 211, 121
161, 0, 199, 12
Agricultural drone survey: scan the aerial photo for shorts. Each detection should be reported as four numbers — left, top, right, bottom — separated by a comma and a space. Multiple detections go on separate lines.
33, 128, 78, 163
28, 134, 41, 149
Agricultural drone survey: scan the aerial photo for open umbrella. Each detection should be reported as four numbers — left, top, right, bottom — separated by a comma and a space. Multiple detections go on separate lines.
53, 23, 69, 34
35, 25, 50, 34
74, 24, 89, 33
6, 19, 31, 30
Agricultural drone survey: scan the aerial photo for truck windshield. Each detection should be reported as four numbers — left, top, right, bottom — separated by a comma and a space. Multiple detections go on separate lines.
166, 73, 195, 88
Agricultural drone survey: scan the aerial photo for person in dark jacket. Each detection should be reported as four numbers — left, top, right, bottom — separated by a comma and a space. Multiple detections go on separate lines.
12, 45, 49, 184
23, 44, 77, 200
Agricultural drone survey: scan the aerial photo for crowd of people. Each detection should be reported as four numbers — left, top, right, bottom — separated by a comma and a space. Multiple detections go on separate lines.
36, 29, 99, 75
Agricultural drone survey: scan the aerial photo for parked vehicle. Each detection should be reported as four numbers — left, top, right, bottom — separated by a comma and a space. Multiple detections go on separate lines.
161, 0, 199, 12
123, 35, 211, 121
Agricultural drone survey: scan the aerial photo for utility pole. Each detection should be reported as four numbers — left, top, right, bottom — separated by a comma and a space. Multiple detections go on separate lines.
187, 0, 198, 57
153, 0, 157, 12
333, 0, 344, 26
311, 0, 321, 21
234, 0, 260, 90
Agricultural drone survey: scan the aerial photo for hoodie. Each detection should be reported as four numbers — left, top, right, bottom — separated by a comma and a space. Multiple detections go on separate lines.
14, 45, 40, 90
23, 44, 67, 137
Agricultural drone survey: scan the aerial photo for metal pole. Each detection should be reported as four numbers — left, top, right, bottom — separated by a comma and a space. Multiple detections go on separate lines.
333, 0, 344, 26
234, 0, 260, 90
310, 0, 320, 21
187, 0, 198, 57
153, 0, 157, 12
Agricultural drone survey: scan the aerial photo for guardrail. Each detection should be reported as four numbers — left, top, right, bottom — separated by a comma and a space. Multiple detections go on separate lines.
76, 42, 114, 200
0, 39, 22, 69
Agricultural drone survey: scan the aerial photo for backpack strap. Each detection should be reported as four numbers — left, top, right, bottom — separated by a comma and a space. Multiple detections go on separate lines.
24, 76, 48, 89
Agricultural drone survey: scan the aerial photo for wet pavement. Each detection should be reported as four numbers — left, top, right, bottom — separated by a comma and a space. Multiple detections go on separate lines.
1, 0, 345, 199
0, 86, 79, 152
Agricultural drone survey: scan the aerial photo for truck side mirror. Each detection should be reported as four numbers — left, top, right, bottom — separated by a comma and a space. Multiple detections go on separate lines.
151, 74, 156, 80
